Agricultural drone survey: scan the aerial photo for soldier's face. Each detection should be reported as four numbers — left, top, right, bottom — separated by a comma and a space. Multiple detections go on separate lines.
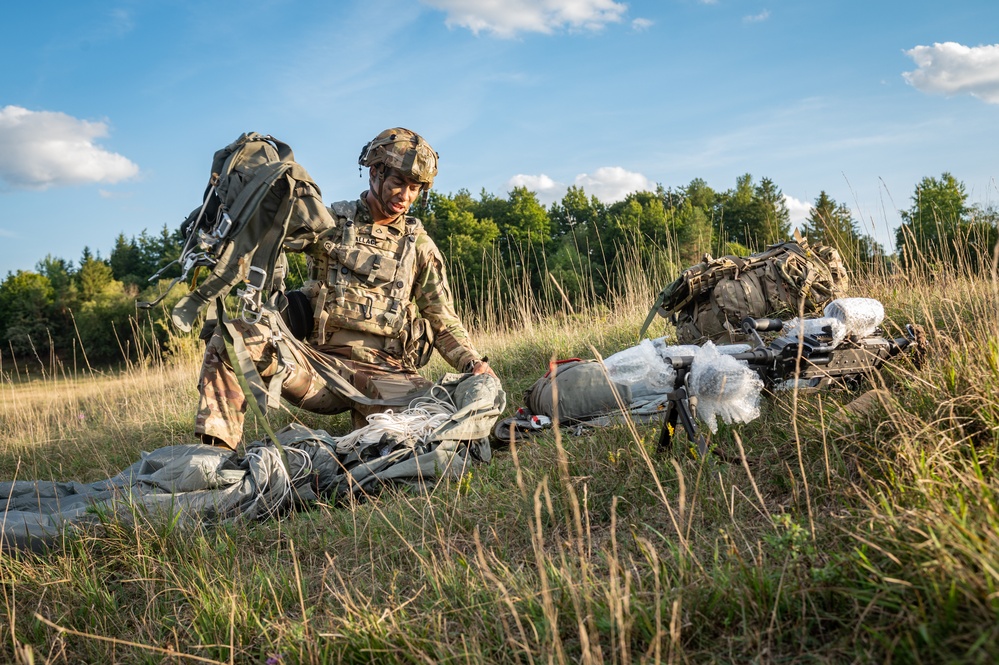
372, 167, 423, 218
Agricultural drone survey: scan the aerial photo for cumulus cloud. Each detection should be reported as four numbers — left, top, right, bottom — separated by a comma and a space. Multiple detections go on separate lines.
903, 42, 999, 104
509, 173, 561, 194
574, 167, 651, 203
631, 17, 653, 31
0, 106, 139, 190
507, 167, 651, 205
743, 10, 770, 23
784, 194, 812, 228
421, 0, 627, 37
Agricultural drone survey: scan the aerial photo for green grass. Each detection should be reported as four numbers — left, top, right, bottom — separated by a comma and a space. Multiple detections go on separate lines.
2, 265, 999, 663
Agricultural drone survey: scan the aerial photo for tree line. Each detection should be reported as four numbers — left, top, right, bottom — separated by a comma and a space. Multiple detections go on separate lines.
1, 171, 994, 366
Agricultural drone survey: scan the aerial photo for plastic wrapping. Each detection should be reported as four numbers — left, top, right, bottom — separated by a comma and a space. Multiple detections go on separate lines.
654, 340, 751, 359
687, 342, 764, 433
654, 342, 702, 359
717, 344, 752, 356
824, 297, 885, 339
780, 316, 848, 348
603, 339, 676, 398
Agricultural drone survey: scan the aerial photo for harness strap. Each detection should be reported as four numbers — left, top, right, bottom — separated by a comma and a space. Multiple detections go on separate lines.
238, 173, 298, 322
215, 299, 291, 474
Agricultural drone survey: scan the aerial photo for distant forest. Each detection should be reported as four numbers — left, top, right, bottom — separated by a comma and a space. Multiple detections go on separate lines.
1, 171, 995, 365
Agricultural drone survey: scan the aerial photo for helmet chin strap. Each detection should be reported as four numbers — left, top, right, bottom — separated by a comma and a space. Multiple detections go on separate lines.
369, 167, 401, 221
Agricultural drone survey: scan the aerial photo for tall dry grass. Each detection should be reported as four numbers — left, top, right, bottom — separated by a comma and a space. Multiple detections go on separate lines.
0, 230, 997, 663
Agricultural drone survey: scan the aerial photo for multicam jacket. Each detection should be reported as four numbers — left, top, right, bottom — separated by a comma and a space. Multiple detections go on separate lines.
298, 195, 481, 372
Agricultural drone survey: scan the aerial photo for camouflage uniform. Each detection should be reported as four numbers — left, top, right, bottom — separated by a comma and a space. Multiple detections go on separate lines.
195, 194, 484, 449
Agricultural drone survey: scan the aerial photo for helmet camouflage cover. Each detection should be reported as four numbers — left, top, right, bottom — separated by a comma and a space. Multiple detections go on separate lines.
358, 128, 438, 188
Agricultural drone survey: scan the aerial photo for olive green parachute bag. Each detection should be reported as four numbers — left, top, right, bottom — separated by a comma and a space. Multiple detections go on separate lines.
141, 132, 335, 331
641, 231, 850, 344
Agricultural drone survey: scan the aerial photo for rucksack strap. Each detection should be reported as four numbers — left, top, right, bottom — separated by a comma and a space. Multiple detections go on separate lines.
237, 176, 298, 323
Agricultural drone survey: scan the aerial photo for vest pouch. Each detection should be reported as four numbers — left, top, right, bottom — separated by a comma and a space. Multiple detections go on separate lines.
718, 272, 769, 320
338, 246, 398, 283
673, 317, 704, 345
282, 289, 314, 340
686, 298, 729, 343
403, 314, 436, 369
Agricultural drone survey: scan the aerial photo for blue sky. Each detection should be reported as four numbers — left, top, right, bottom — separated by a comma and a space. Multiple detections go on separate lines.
2, 0, 997, 276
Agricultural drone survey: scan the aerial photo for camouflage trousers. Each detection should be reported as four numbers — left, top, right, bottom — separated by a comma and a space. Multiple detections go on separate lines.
195, 320, 433, 449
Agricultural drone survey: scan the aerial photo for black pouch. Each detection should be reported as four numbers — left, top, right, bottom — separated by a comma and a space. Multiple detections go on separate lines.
282, 289, 314, 340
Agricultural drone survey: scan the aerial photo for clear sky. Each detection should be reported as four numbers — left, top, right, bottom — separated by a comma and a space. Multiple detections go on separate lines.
2, 0, 997, 276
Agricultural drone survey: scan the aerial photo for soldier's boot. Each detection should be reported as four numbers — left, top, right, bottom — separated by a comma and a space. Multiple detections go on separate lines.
200, 434, 237, 450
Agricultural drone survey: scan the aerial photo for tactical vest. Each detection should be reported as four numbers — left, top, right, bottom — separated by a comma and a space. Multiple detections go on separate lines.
303, 200, 423, 345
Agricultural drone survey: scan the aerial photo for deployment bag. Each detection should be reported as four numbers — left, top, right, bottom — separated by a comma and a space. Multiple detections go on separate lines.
141, 132, 334, 332
648, 231, 849, 344
524, 360, 633, 423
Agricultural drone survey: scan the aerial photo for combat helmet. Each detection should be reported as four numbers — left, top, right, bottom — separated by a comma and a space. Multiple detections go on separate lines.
358, 128, 438, 189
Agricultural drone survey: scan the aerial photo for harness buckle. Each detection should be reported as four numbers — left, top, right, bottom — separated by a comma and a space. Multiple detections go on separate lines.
215, 211, 233, 239
245, 266, 268, 292
237, 267, 268, 324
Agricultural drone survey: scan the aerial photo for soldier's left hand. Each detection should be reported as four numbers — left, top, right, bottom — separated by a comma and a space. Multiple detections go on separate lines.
472, 360, 498, 379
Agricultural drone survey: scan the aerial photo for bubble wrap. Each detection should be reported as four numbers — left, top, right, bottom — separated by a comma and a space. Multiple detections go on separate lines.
604, 339, 676, 398
717, 344, 751, 355
653, 341, 702, 359
654, 340, 751, 359
688, 341, 764, 433
780, 316, 848, 348
823, 298, 885, 339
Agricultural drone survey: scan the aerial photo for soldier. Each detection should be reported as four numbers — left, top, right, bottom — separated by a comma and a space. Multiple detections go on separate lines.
196, 128, 497, 449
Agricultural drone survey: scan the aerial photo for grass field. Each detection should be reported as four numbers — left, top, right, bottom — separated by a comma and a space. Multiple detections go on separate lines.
1, 261, 998, 664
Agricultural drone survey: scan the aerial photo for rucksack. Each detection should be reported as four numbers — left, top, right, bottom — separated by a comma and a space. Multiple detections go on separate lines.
647, 231, 849, 344
141, 132, 334, 332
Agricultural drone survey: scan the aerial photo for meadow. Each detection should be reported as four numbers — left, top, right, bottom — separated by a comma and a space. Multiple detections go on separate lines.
1, 252, 998, 664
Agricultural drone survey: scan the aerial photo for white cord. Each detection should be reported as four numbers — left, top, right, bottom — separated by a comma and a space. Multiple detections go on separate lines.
243, 444, 314, 519
334, 390, 457, 455
241, 388, 460, 514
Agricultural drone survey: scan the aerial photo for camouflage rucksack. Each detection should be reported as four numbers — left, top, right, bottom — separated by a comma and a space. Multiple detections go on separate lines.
142, 132, 334, 332
648, 231, 849, 344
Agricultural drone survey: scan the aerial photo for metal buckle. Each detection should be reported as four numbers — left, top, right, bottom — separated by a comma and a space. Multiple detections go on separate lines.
245, 266, 267, 291
237, 267, 268, 324
214, 211, 233, 239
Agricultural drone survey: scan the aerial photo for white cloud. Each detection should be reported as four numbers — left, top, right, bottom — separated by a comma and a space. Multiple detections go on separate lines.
743, 10, 770, 23
903, 42, 999, 104
507, 167, 651, 205
421, 0, 627, 38
784, 194, 812, 228
507, 173, 566, 205
509, 173, 561, 193
631, 17, 653, 31
0, 106, 139, 190
574, 167, 651, 202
